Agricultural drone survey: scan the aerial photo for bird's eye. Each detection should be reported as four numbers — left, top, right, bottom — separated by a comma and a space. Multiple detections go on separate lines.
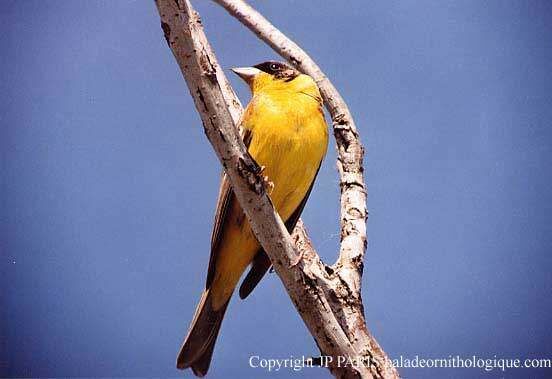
270, 63, 278, 71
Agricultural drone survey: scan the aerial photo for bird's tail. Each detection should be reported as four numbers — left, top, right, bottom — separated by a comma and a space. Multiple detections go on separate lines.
176, 289, 231, 377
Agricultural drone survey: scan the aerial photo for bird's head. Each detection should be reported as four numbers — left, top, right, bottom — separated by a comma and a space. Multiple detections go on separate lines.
231, 61, 302, 93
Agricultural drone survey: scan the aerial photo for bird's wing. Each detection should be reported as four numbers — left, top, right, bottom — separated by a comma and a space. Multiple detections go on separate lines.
205, 128, 253, 287
238, 162, 322, 299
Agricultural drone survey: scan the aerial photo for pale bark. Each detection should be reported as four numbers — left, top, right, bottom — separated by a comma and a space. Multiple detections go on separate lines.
155, 0, 398, 377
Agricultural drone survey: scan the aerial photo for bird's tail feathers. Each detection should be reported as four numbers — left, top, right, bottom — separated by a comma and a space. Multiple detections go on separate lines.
176, 289, 230, 377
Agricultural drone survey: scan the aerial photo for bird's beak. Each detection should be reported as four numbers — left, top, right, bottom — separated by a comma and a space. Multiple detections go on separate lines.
231, 67, 261, 85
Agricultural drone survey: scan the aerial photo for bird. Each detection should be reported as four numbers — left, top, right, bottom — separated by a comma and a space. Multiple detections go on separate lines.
176, 61, 328, 376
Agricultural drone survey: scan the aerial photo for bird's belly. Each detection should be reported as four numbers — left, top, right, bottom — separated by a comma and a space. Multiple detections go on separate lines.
250, 126, 324, 220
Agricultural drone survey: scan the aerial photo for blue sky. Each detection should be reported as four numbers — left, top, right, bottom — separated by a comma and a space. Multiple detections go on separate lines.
2, 1, 552, 378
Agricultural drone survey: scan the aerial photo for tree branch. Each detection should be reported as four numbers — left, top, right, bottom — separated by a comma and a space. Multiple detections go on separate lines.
155, 0, 398, 377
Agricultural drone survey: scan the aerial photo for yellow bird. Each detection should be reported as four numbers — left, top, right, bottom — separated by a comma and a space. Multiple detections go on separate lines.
177, 61, 328, 376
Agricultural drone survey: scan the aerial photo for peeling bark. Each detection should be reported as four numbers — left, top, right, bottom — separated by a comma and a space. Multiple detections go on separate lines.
155, 0, 398, 377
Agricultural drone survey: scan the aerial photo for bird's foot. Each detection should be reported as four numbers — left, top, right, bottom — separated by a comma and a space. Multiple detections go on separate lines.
261, 172, 274, 194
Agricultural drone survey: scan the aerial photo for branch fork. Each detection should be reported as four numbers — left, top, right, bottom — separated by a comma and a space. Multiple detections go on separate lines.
155, 0, 398, 377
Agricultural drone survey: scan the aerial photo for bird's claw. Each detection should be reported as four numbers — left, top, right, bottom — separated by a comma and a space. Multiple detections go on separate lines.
256, 165, 274, 193
262, 173, 274, 194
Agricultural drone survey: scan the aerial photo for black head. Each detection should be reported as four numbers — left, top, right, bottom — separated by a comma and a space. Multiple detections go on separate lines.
253, 61, 299, 81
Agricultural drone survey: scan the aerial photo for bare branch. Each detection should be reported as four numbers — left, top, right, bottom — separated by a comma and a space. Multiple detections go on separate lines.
154, 0, 382, 377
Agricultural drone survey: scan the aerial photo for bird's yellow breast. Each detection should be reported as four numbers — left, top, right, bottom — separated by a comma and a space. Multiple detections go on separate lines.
244, 88, 327, 219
